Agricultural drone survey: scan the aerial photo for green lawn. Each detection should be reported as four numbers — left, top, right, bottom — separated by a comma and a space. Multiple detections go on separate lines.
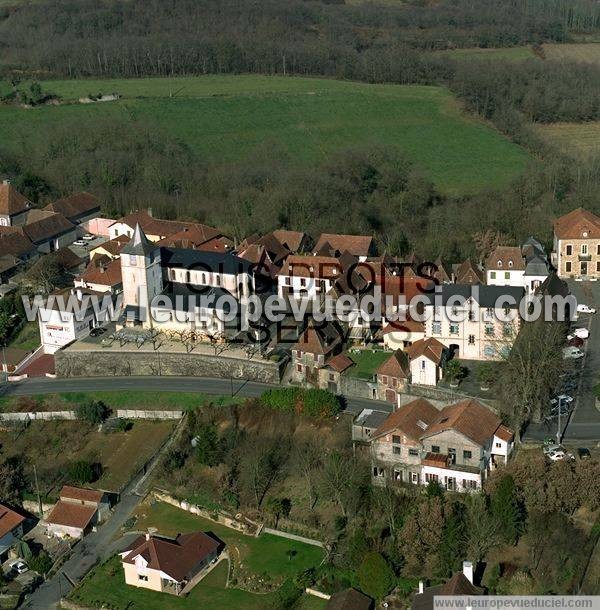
0, 75, 530, 194
70, 557, 283, 610
134, 501, 324, 582
8, 322, 40, 351
348, 349, 392, 379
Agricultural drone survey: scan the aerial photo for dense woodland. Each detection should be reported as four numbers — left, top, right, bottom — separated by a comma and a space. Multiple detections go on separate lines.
3, 0, 600, 259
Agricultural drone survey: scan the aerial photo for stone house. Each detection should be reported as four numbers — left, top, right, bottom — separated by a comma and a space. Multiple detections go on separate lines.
0, 181, 33, 227
0, 503, 26, 562
375, 350, 411, 403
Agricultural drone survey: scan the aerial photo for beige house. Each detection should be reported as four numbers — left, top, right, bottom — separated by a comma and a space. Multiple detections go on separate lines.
552, 208, 600, 279
382, 319, 425, 350
119, 531, 220, 595
376, 350, 411, 403
45, 486, 110, 539
405, 337, 446, 386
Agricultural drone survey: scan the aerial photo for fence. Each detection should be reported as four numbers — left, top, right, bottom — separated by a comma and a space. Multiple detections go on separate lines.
0, 411, 76, 421
262, 527, 324, 548
117, 409, 183, 420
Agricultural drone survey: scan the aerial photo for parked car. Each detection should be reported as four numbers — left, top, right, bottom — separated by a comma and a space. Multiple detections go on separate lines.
9, 560, 28, 575
73, 239, 87, 246
543, 443, 563, 455
547, 449, 575, 462
563, 346, 585, 360
561, 380, 578, 393
82, 233, 95, 241
568, 327, 590, 340
578, 447, 592, 460
89, 327, 107, 337
550, 394, 574, 406
577, 304, 596, 314
568, 337, 584, 348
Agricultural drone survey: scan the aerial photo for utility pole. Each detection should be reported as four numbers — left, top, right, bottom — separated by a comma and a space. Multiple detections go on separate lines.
556, 396, 563, 445
33, 464, 43, 519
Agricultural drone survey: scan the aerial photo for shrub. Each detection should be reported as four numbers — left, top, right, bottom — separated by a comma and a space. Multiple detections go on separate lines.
357, 551, 395, 600
76, 400, 111, 424
68, 460, 95, 485
29, 550, 52, 576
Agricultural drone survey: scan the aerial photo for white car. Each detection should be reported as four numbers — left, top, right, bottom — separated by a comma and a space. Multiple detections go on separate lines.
543, 443, 562, 455
82, 233, 95, 241
577, 304, 596, 314
550, 394, 574, 406
563, 346, 584, 360
72, 239, 87, 246
10, 560, 28, 574
568, 328, 590, 340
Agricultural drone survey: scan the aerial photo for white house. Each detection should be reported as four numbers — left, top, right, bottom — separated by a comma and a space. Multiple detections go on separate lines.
37, 287, 115, 354
405, 337, 447, 386
423, 284, 524, 361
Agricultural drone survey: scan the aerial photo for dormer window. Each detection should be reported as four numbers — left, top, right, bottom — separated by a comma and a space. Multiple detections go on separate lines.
130, 255, 137, 266
508, 260, 513, 268
497, 260, 502, 268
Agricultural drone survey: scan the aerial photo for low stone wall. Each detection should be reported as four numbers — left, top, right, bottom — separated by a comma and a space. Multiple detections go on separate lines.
339, 374, 374, 399
117, 409, 183, 420
407, 383, 497, 409
55, 349, 283, 383
263, 527, 324, 548
0, 411, 76, 421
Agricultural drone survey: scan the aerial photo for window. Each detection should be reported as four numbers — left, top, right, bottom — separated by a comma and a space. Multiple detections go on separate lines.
566, 244, 573, 255
431, 445, 440, 453
432, 321, 441, 334
485, 323, 494, 337
582, 244, 589, 255
495, 442, 502, 448
484, 345, 496, 357
392, 435, 401, 444
597, 244, 600, 255
490, 271, 496, 279
503, 323, 512, 337
468, 309, 475, 322
468, 334, 475, 345
409, 448, 419, 457
138, 574, 148, 582
497, 260, 502, 268
566, 262, 572, 273
449, 323, 459, 335
463, 450, 472, 460
421, 360, 426, 370
508, 260, 513, 268
504, 272, 510, 279
381, 375, 388, 384
425, 473, 439, 483
129, 255, 137, 266
300, 278, 307, 287
411, 472, 419, 484
392, 377, 397, 388
329, 373, 335, 382
393, 446, 401, 455
373, 467, 385, 478
394, 469, 402, 481
462, 480, 478, 490
597, 261, 600, 272
296, 364, 302, 373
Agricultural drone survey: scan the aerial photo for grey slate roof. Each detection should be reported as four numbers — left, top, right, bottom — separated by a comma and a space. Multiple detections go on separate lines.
423, 284, 524, 308
156, 283, 236, 311
354, 409, 389, 430
161, 247, 254, 274
524, 255, 549, 276
121, 223, 157, 257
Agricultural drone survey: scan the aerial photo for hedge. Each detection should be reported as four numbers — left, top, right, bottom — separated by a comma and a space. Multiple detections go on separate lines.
259, 387, 341, 418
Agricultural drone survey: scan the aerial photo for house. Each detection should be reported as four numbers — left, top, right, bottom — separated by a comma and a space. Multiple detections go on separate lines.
90, 235, 130, 260
0, 503, 26, 562
382, 319, 425, 350
0, 254, 22, 285
75, 256, 123, 294
313, 233, 374, 261
119, 531, 220, 595
370, 398, 440, 485
419, 399, 514, 490
291, 320, 345, 386
44, 192, 101, 225
370, 398, 514, 491
423, 284, 524, 360
0, 227, 37, 262
37, 286, 115, 353
412, 562, 482, 610
552, 207, 600, 279
326, 588, 374, 610
45, 486, 110, 539
318, 352, 355, 393
405, 337, 447, 386
486, 241, 550, 293
0, 181, 33, 227
454, 259, 484, 285
157, 224, 233, 253
376, 350, 411, 403
270, 229, 311, 253
352, 408, 390, 443
21, 210, 78, 253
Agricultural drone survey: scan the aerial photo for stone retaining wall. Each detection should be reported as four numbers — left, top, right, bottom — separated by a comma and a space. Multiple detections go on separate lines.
55, 349, 283, 383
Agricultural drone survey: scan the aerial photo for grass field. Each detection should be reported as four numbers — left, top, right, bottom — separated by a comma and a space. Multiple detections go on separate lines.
8, 322, 40, 351
133, 501, 324, 583
534, 122, 600, 155
543, 43, 600, 63
348, 349, 392, 379
0, 75, 530, 194
0, 419, 174, 494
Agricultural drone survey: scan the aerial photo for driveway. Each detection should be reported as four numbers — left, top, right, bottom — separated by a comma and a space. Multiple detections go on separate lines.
21, 417, 185, 609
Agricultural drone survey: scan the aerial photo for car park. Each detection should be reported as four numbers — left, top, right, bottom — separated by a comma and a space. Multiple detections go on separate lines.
563, 346, 584, 359
576, 304, 596, 314
578, 447, 591, 460
568, 328, 590, 340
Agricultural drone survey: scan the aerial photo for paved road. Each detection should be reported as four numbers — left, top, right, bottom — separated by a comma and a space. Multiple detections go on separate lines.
21, 417, 185, 609
0, 375, 393, 417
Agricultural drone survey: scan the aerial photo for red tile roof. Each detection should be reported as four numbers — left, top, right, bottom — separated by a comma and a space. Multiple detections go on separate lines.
554, 207, 600, 240
76, 256, 122, 288
271, 230, 308, 253
0, 183, 31, 217
376, 350, 410, 379
0, 228, 35, 258
0, 503, 25, 538
313, 233, 373, 257
455, 259, 483, 285
121, 532, 220, 582
486, 246, 525, 271
373, 398, 439, 441
279, 255, 344, 280
44, 192, 100, 221
382, 319, 425, 335
494, 424, 514, 442
91, 235, 130, 258
46, 500, 96, 530
60, 485, 104, 504
326, 353, 355, 373
22, 212, 76, 245
405, 337, 446, 365
293, 321, 343, 357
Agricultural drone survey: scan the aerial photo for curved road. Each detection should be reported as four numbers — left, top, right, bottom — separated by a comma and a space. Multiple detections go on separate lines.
0, 375, 393, 416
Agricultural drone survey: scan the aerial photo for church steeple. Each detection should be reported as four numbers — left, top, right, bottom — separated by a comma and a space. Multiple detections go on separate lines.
121, 223, 156, 256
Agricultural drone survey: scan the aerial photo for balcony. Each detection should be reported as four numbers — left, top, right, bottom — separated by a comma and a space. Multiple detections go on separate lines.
578, 254, 592, 262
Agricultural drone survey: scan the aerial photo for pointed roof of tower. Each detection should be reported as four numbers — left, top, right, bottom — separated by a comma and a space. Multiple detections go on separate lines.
121, 223, 156, 256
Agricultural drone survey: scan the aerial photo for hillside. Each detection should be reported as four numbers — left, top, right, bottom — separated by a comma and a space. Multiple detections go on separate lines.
0, 76, 529, 194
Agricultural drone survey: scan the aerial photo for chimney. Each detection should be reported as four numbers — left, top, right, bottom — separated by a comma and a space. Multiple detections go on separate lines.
145, 532, 150, 541
463, 561, 474, 584
418, 581, 424, 594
